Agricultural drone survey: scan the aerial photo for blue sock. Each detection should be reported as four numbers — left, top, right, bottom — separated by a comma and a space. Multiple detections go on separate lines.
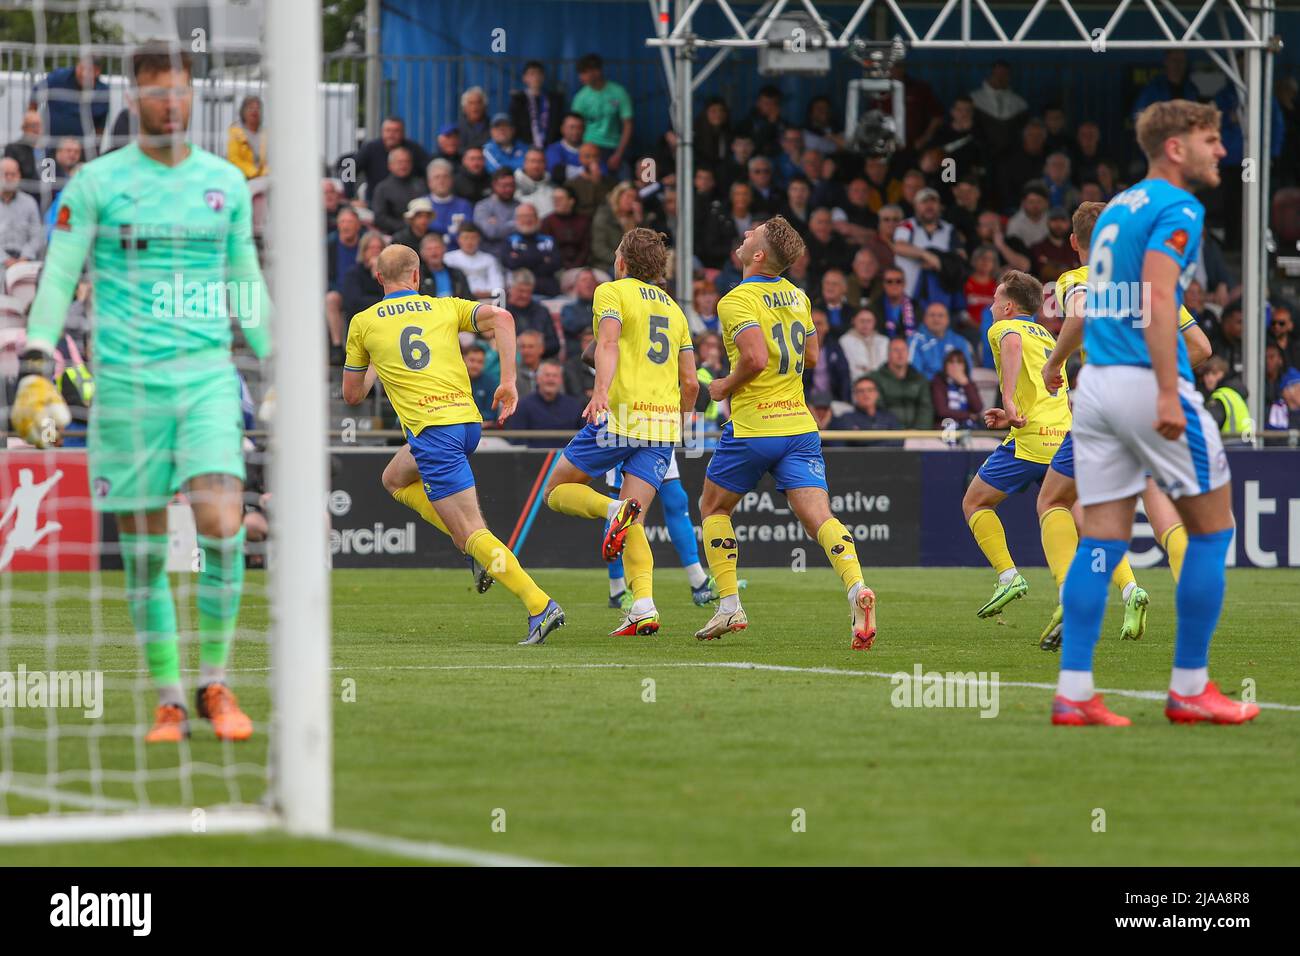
658, 479, 700, 568
1173, 528, 1233, 669
1060, 537, 1129, 673
605, 520, 625, 581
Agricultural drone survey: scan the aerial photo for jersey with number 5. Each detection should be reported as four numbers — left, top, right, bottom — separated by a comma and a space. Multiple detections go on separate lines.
594, 277, 693, 443
1083, 178, 1203, 383
719, 274, 817, 438
344, 290, 483, 435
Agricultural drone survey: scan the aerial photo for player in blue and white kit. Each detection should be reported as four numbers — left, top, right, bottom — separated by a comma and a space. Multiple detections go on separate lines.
1053, 100, 1259, 727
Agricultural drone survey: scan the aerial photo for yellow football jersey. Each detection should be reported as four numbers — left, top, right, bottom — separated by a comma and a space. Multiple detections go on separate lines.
718, 275, 817, 438
595, 277, 693, 443
345, 291, 482, 435
1056, 265, 1196, 342
987, 316, 1071, 463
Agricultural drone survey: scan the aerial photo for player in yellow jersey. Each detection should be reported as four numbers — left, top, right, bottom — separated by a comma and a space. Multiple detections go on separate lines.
961, 270, 1073, 619
543, 228, 699, 637
695, 217, 878, 649
1036, 201, 1214, 649
343, 245, 565, 645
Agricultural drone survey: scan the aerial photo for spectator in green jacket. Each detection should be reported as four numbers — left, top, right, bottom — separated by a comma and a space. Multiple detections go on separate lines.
869, 336, 934, 430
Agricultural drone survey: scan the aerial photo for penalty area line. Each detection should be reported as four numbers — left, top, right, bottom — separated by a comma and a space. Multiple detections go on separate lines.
98, 661, 1300, 713
323, 661, 1300, 713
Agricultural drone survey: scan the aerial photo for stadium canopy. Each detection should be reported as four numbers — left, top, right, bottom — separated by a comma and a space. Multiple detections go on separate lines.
647, 0, 1282, 432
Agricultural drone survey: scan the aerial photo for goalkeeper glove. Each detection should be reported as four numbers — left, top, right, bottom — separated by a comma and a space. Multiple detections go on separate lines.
10, 347, 71, 448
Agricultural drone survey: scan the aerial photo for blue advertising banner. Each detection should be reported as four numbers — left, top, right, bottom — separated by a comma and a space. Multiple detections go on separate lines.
920, 449, 1300, 570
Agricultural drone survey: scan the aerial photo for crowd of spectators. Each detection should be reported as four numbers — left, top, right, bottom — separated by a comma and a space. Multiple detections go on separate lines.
6, 51, 1300, 445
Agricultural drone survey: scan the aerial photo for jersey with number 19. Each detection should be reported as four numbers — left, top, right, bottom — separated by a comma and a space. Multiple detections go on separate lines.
706, 274, 827, 495
1073, 178, 1229, 504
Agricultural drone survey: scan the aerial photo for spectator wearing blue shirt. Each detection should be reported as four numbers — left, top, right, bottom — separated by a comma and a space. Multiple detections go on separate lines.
463, 343, 500, 422
418, 233, 471, 300
483, 114, 527, 173
503, 203, 561, 296
545, 113, 587, 182
425, 158, 474, 250
812, 269, 853, 339
910, 302, 975, 381
561, 269, 598, 355
978, 305, 997, 370
1131, 50, 1196, 120
509, 360, 584, 447
29, 59, 108, 151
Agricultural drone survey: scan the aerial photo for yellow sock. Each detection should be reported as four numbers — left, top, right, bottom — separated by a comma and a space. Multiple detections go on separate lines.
392, 481, 450, 536
1111, 555, 1137, 595
464, 529, 549, 615
1161, 523, 1188, 582
547, 482, 616, 520
1038, 507, 1078, 590
701, 514, 739, 599
623, 524, 653, 602
815, 518, 864, 594
967, 509, 1015, 575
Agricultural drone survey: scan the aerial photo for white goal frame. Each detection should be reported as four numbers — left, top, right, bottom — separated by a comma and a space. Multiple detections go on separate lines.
0, 0, 331, 845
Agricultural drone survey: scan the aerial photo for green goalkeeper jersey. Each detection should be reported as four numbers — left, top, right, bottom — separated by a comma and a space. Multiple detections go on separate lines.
27, 142, 272, 381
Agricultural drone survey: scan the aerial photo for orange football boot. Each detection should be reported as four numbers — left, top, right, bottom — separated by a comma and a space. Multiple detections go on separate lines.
602, 498, 642, 562
144, 703, 189, 743
196, 684, 254, 741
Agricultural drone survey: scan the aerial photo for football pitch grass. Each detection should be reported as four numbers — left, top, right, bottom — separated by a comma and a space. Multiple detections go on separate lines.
3, 566, 1298, 866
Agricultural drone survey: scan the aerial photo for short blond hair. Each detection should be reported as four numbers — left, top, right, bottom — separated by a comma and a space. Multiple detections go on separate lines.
1071, 201, 1107, 253
1135, 99, 1221, 163
376, 244, 419, 285
760, 215, 805, 274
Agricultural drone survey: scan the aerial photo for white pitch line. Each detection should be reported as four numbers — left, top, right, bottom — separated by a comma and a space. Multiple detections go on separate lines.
89, 661, 1300, 712
326, 828, 560, 867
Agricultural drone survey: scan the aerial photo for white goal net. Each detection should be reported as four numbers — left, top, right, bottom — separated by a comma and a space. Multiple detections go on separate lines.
0, 0, 329, 843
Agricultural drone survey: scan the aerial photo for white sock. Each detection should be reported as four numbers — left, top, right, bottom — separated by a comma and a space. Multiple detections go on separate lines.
719, 594, 741, 614
1121, 581, 1136, 602
684, 562, 708, 589
609, 576, 626, 597
1170, 666, 1209, 697
630, 597, 656, 617
1056, 669, 1095, 702
606, 499, 622, 522
997, 567, 1018, 585
157, 684, 184, 708
847, 581, 863, 605
199, 664, 226, 687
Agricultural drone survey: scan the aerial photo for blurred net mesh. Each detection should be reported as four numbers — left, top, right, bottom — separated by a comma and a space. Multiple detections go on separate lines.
0, 0, 281, 821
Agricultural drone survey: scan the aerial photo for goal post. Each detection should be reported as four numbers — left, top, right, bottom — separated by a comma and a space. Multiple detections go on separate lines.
266, 0, 332, 838
0, 0, 331, 844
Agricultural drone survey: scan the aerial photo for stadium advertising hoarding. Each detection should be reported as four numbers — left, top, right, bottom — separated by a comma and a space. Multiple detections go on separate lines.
0, 450, 97, 572
2, 448, 1294, 572
921, 449, 1300, 570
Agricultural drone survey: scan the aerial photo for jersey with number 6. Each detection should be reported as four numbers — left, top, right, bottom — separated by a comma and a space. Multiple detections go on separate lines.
1083, 178, 1203, 383
345, 290, 483, 435
718, 275, 817, 437
594, 277, 693, 443
1056, 264, 1197, 359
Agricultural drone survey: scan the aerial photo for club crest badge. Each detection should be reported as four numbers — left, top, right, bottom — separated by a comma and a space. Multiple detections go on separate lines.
204, 189, 226, 212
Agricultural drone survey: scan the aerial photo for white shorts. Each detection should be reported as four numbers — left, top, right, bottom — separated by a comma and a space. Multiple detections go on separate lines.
1073, 364, 1230, 507
605, 450, 678, 488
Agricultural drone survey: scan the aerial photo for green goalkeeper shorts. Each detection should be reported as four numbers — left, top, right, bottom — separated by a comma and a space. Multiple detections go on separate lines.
88, 366, 246, 513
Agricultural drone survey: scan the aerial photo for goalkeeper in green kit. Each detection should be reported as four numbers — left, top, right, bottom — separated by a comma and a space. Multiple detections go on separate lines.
12, 42, 270, 743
